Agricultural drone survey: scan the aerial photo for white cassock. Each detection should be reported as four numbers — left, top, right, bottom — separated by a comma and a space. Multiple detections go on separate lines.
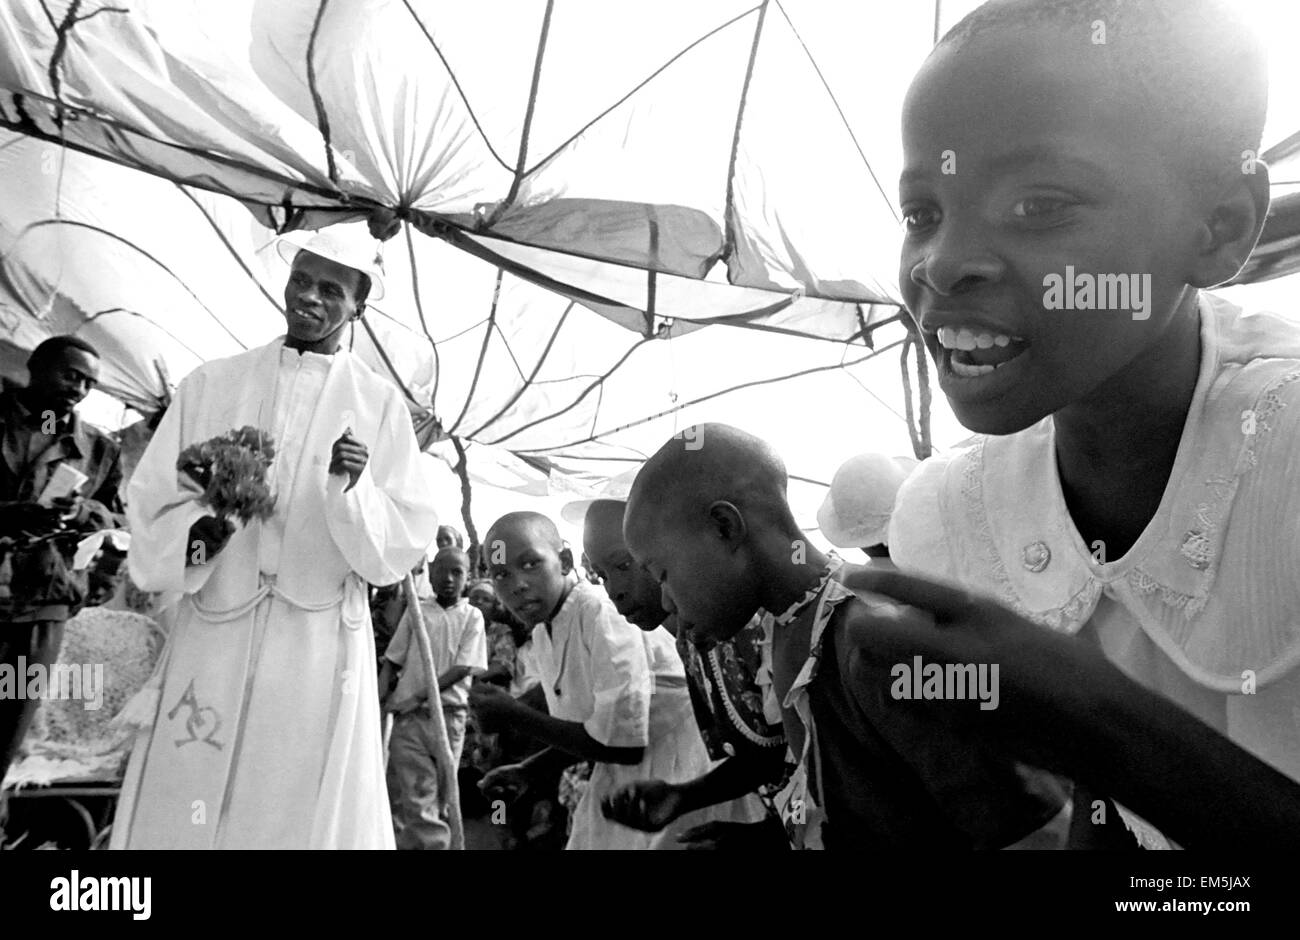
111, 339, 438, 849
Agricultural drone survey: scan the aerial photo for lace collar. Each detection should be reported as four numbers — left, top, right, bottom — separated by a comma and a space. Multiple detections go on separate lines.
958, 294, 1300, 635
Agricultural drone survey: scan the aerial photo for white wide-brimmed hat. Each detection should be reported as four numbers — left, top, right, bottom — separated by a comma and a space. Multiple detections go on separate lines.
816, 452, 919, 549
560, 466, 643, 527
275, 223, 386, 300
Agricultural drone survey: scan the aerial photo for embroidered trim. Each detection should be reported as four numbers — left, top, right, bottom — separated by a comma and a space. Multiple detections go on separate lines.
771, 555, 840, 626
705, 646, 784, 748
1128, 568, 1198, 612
1128, 368, 1300, 619
964, 368, 1300, 626
960, 439, 1024, 613
959, 440, 1092, 633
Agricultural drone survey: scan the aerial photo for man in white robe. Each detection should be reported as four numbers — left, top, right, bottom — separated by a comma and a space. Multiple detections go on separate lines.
112, 226, 438, 849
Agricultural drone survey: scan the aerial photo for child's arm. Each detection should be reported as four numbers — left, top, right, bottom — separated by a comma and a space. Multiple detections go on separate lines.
437, 665, 476, 691
480, 745, 577, 804
377, 659, 398, 707
842, 568, 1300, 849
601, 748, 785, 832
675, 748, 786, 811
518, 745, 581, 780
440, 609, 487, 690
469, 683, 643, 764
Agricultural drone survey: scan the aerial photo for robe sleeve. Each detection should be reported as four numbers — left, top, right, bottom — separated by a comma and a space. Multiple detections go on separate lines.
124, 373, 218, 596
324, 385, 438, 587
583, 602, 652, 749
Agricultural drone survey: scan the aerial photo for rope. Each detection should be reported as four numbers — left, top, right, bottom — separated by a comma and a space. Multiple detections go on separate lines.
399, 572, 465, 849
899, 325, 933, 460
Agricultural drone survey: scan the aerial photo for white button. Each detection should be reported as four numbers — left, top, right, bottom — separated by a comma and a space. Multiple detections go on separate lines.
1022, 541, 1051, 573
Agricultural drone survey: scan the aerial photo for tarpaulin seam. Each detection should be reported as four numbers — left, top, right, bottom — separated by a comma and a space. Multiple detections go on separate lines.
44, 1, 130, 134
519, 4, 761, 178
457, 224, 897, 308
0, 108, 359, 204
588, 379, 605, 439
79, 307, 210, 366
487, 0, 555, 228
490, 318, 529, 384
773, 0, 899, 224
448, 267, 505, 435
306, 0, 340, 187
401, 207, 901, 308
435, 224, 662, 323
719, 0, 768, 275
400, 0, 514, 175
175, 185, 284, 315
403, 224, 441, 410
12, 218, 248, 349
464, 300, 577, 440
355, 310, 426, 410
511, 339, 902, 454
484, 335, 652, 447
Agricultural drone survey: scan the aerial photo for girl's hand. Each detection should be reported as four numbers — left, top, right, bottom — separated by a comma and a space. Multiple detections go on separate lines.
838, 568, 1114, 755
600, 780, 684, 832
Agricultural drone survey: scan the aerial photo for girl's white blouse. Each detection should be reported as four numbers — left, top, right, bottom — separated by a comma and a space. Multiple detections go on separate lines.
890, 293, 1300, 782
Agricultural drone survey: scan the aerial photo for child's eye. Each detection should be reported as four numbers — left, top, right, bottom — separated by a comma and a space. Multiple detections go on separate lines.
616, 561, 631, 573
901, 205, 941, 232
1011, 196, 1074, 221
522, 560, 537, 570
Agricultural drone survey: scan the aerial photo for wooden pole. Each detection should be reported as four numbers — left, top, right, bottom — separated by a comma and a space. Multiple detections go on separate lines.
400, 571, 465, 850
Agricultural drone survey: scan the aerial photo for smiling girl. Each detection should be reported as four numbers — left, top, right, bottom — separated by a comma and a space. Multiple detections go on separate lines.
888, 0, 1300, 843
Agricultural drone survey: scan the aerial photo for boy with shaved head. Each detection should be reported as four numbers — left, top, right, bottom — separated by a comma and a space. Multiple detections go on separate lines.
624, 424, 1067, 849
380, 546, 486, 849
581, 499, 783, 848
470, 510, 715, 849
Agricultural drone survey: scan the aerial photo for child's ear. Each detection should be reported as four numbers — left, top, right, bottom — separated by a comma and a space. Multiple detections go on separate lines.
707, 500, 747, 548
1192, 161, 1272, 288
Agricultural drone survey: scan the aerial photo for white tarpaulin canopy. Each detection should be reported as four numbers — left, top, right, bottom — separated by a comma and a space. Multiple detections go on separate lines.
3, 0, 1300, 542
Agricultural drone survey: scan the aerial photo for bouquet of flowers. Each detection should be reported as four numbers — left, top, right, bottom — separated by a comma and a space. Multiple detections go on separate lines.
176, 426, 278, 525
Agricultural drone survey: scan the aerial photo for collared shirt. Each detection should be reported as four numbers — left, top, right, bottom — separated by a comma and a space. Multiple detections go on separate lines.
0, 387, 122, 511
530, 580, 657, 748
386, 596, 487, 709
890, 292, 1300, 782
0, 386, 123, 621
